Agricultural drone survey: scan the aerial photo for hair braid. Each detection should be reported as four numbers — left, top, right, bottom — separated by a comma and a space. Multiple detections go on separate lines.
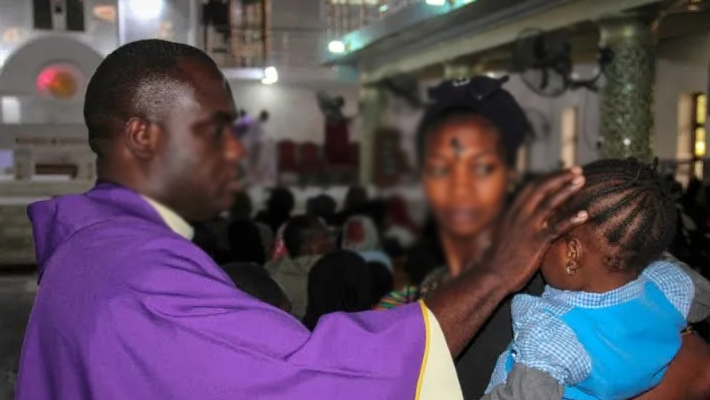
561, 158, 678, 272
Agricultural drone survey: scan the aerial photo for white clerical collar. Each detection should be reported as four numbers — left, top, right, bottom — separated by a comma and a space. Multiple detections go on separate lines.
141, 196, 195, 240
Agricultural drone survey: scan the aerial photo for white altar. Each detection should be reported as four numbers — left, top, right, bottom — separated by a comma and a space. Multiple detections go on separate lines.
0, 126, 94, 266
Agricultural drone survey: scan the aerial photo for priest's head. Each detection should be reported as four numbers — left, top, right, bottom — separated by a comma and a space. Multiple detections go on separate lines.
84, 39, 243, 222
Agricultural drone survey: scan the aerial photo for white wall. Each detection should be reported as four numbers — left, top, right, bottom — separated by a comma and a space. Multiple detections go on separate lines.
505, 73, 601, 171
228, 81, 360, 143
118, 0, 196, 45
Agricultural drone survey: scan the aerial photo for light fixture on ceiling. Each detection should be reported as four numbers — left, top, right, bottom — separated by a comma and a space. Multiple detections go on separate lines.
128, 0, 164, 20
261, 66, 278, 85
328, 40, 346, 54
93, 5, 117, 23
426, 0, 447, 5
2, 28, 21, 44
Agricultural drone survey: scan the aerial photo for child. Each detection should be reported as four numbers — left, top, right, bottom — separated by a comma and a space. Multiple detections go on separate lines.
484, 158, 710, 400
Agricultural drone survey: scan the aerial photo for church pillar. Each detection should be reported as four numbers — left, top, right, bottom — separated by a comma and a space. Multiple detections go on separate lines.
599, 17, 655, 160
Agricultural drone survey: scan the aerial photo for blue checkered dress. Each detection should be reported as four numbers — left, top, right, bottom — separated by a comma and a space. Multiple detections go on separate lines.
486, 261, 694, 400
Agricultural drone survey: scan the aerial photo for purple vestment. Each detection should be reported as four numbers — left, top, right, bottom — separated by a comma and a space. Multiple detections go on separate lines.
16, 184, 427, 399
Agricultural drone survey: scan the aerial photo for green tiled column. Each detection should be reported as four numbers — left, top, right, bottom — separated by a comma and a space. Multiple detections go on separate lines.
599, 18, 654, 161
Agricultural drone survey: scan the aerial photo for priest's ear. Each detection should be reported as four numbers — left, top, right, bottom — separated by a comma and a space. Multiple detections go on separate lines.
124, 117, 162, 159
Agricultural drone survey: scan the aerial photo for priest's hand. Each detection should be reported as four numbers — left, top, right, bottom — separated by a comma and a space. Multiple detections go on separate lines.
425, 168, 587, 356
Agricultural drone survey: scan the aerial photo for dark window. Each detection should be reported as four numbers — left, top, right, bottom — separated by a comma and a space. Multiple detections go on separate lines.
33, 0, 85, 32
66, 0, 85, 32
203, 0, 230, 26
33, 0, 53, 30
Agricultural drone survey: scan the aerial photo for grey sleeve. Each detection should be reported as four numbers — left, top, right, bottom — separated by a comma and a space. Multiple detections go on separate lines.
663, 253, 710, 323
480, 364, 563, 400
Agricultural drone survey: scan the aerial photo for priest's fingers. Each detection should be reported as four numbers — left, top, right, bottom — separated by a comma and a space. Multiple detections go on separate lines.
511, 168, 583, 219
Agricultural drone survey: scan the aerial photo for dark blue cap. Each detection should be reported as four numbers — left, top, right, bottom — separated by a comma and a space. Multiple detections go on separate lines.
417, 75, 531, 165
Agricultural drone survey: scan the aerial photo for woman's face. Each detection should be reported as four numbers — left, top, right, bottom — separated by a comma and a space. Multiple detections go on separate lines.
422, 116, 514, 238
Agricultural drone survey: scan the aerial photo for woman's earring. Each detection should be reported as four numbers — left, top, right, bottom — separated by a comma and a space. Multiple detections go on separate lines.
566, 260, 580, 276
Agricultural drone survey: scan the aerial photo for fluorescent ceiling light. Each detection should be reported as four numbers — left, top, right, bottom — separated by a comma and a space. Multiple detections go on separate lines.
328, 40, 346, 54
262, 66, 278, 85
127, 0, 163, 20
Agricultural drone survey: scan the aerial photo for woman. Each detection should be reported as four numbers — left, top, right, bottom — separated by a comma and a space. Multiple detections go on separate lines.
381, 75, 710, 399
416, 76, 540, 397
377, 76, 534, 396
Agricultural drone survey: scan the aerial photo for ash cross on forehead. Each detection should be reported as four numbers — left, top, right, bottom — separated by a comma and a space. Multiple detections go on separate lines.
450, 136, 464, 159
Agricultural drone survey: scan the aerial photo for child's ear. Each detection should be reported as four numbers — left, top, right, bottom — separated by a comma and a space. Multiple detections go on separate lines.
566, 237, 582, 262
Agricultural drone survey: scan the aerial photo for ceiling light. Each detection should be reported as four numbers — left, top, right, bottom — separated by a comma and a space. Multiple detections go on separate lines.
127, 0, 163, 20
426, 0, 447, 5
328, 40, 346, 54
262, 66, 278, 85
93, 5, 117, 23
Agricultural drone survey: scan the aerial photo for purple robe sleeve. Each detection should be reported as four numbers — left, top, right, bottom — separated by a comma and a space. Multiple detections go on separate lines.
57, 244, 432, 399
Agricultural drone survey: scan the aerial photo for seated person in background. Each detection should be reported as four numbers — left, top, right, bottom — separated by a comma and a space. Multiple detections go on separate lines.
302, 251, 372, 331
342, 215, 393, 274
270, 223, 288, 260
383, 195, 419, 254
331, 186, 369, 226
224, 219, 267, 266
254, 222, 274, 262
366, 261, 394, 308
306, 194, 338, 227
192, 222, 219, 260
220, 262, 291, 313
227, 191, 253, 222
266, 215, 336, 318
255, 187, 295, 234
484, 159, 710, 400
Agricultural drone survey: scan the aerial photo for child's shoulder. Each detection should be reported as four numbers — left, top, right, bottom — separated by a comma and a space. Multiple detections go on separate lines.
642, 258, 694, 318
511, 293, 575, 339
510, 294, 592, 386
512, 292, 574, 321
642, 258, 692, 286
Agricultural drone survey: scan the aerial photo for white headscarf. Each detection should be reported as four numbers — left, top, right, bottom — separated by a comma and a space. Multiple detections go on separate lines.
342, 216, 380, 252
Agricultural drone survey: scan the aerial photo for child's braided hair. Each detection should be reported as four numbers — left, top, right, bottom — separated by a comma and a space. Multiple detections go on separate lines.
561, 158, 678, 273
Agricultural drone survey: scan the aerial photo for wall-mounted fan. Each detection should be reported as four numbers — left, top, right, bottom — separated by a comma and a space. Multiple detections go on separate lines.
378, 73, 425, 109
513, 28, 611, 98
